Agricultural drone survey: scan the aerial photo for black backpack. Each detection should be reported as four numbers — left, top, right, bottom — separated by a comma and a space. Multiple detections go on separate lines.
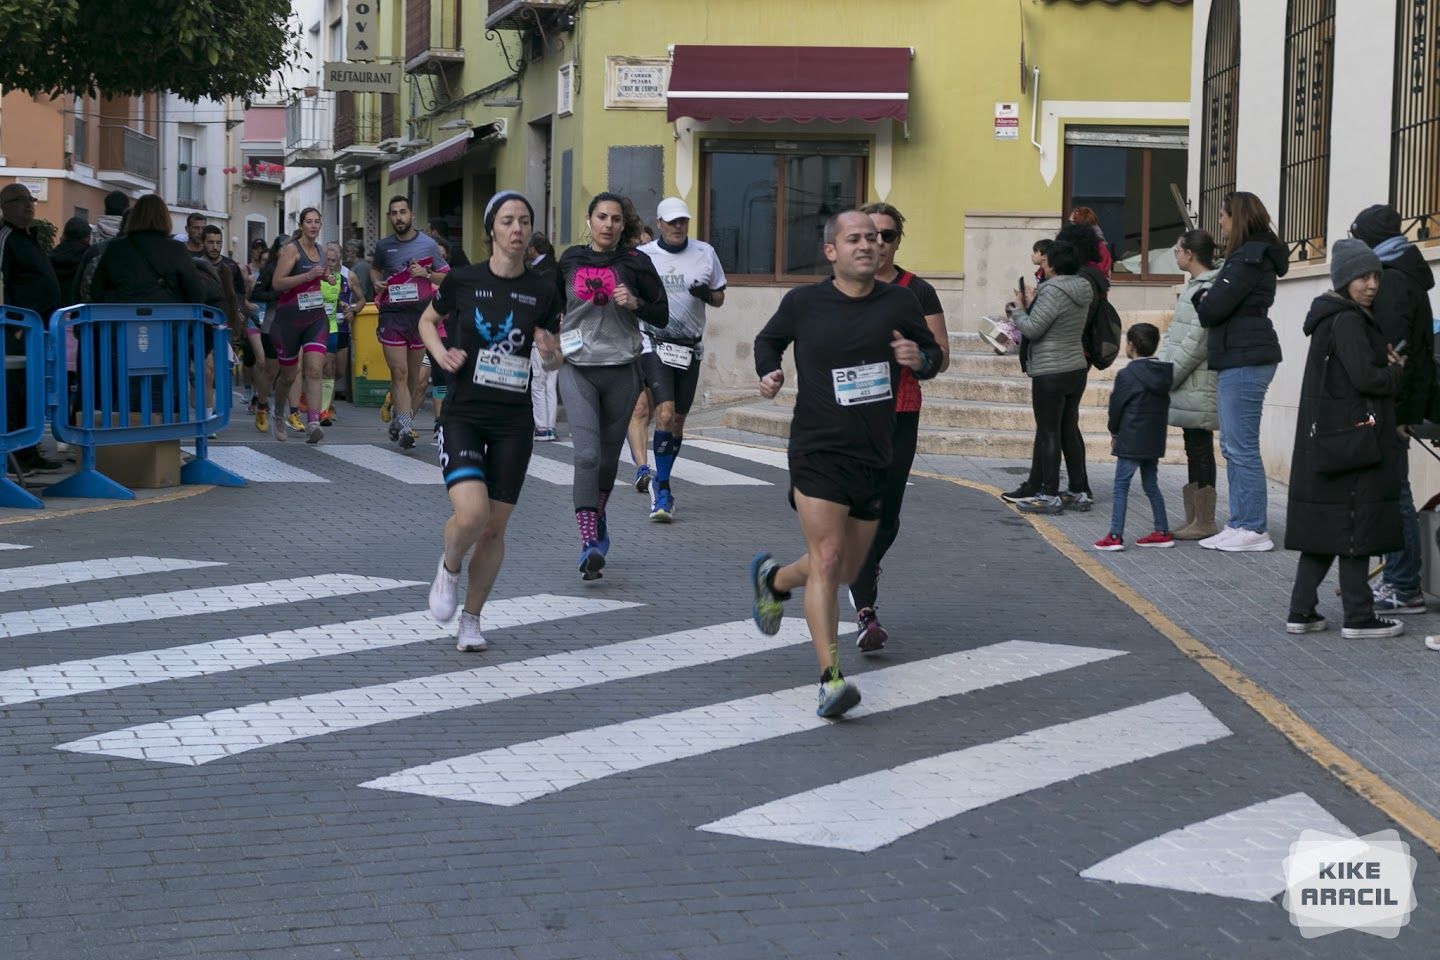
1080, 269, 1123, 371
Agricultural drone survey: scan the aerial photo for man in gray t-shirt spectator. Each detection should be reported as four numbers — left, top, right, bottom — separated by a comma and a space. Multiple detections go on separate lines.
370, 195, 448, 448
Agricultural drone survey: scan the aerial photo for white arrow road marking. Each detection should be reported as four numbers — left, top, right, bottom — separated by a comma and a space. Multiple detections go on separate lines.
0, 575, 421, 640
0, 595, 638, 706
181, 446, 330, 483
1081, 793, 1356, 903
698, 693, 1233, 853
56, 618, 841, 766
0, 557, 224, 594
0, 543, 33, 551
360, 640, 1125, 806
312, 444, 440, 484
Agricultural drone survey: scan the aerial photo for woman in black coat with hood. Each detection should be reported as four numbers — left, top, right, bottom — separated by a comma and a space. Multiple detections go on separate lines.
1285, 239, 1407, 640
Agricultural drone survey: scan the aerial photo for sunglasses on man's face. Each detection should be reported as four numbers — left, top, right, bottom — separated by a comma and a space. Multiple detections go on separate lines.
876, 229, 900, 244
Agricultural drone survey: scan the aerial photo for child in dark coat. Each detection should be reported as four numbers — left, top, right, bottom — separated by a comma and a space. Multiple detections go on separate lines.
1095, 323, 1175, 550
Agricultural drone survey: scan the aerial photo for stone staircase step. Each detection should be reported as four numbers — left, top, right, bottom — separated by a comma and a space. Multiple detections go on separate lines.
721, 403, 1190, 463
924, 373, 1112, 405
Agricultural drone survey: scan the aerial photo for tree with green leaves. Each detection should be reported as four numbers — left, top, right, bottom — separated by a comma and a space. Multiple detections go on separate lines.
0, 0, 305, 102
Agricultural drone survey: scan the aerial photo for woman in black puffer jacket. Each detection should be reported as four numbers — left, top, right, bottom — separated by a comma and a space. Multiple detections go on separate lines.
1285, 240, 1406, 640
1194, 191, 1288, 554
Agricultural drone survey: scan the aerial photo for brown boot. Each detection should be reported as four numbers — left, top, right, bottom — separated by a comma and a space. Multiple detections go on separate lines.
1170, 483, 1197, 538
1175, 484, 1219, 540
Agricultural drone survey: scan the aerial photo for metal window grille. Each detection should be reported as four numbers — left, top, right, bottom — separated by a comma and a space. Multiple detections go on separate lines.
1392, 0, 1440, 241
1199, 0, 1240, 239
1279, 0, 1336, 263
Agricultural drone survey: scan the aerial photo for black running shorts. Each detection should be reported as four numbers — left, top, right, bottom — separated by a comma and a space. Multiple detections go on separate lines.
640, 346, 702, 416
435, 419, 533, 504
787, 451, 886, 522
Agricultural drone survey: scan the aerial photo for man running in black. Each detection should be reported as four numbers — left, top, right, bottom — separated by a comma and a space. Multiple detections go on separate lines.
749, 210, 943, 718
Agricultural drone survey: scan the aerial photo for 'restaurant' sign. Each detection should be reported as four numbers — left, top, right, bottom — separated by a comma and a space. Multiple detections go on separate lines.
323, 62, 401, 95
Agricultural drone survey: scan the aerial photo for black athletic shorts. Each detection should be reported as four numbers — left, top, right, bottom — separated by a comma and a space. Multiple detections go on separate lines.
435, 419, 533, 504
270, 315, 328, 366
787, 451, 886, 522
640, 345, 702, 416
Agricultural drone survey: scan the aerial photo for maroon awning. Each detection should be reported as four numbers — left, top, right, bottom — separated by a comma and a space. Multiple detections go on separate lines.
387, 131, 472, 184
666, 46, 911, 124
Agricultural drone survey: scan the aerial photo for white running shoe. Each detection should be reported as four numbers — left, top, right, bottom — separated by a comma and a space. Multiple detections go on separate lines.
1216, 529, 1274, 553
1424, 635, 1440, 651
456, 611, 487, 651
428, 555, 460, 622
1198, 526, 1239, 550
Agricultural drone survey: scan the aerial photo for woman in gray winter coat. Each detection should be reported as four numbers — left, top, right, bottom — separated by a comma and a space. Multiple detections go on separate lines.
1010, 240, 1094, 514
1157, 229, 1221, 539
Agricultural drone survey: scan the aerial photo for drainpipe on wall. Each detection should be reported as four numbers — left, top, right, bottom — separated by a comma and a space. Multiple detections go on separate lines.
1029, 66, 1042, 151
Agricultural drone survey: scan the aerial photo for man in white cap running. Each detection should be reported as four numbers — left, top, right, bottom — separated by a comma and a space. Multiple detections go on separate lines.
635, 196, 727, 521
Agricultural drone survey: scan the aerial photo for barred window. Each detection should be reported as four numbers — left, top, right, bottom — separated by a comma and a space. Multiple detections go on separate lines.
1392, 0, 1440, 242
1278, 0, 1336, 263
1199, 0, 1240, 239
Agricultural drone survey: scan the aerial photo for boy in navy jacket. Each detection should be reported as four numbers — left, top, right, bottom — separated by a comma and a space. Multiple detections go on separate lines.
1095, 323, 1175, 551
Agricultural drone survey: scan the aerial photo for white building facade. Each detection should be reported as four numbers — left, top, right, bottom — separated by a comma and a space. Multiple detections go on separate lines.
1188, 0, 1440, 488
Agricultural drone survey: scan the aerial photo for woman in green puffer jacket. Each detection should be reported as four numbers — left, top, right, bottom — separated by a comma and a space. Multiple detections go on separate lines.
1157, 229, 1221, 539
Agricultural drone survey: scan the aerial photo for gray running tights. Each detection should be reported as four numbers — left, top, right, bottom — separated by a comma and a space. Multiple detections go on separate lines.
559, 361, 642, 511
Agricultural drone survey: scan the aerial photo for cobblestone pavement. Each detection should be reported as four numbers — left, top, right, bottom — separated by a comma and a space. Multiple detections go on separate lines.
1, 403, 1437, 959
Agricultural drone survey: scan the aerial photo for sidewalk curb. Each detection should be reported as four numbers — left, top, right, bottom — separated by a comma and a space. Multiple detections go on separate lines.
914, 468, 1440, 857
0, 485, 215, 526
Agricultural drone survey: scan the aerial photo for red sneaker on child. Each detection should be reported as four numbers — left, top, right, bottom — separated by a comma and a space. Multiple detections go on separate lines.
1093, 533, 1125, 552
1136, 531, 1175, 548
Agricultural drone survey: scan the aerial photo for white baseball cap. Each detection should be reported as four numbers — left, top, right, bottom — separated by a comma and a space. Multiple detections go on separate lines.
656, 197, 692, 222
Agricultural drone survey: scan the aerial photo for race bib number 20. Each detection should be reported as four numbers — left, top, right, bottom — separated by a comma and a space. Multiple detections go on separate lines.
832, 362, 892, 406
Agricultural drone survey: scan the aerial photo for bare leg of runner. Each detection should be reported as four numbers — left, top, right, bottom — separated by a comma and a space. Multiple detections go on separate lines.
628, 388, 652, 493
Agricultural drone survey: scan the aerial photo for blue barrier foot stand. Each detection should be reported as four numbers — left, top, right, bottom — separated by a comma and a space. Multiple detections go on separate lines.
181, 458, 246, 487
0, 477, 44, 509
43, 469, 135, 501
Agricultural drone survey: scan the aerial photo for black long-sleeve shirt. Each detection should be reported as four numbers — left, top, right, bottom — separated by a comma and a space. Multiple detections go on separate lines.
754, 278, 941, 468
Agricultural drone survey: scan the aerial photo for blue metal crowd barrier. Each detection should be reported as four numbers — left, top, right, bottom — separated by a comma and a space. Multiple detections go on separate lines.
1, 306, 47, 509
44, 303, 245, 500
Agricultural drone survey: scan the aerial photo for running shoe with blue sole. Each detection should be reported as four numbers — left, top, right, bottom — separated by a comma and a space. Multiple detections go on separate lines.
634, 464, 651, 494
817, 675, 862, 718
579, 542, 605, 580
595, 513, 610, 556
749, 552, 785, 635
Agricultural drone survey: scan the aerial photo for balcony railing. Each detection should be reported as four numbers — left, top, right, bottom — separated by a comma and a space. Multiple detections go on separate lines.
486, 0, 568, 30
98, 126, 158, 183
285, 94, 335, 167
406, 0, 464, 72
334, 92, 384, 152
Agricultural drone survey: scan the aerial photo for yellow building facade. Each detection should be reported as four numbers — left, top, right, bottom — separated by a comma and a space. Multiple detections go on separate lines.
340, 0, 1193, 388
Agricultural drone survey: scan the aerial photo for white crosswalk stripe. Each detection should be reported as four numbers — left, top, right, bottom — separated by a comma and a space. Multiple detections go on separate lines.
181, 446, 330, 483
0, 574, 421, 639
0, 543, 32, 551
56, 618, 839, 765
524, 454, 574, 485
557, 440, 771, 486
698, 693, 1233, 852
684, 439, 790, 471
360, 640, 1125, 806
312, 444, 440, 484
0, 594, 638, 706
0, 556, 224, 594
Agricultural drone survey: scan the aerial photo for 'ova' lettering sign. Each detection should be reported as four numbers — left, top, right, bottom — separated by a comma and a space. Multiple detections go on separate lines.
346, 0, 375, 62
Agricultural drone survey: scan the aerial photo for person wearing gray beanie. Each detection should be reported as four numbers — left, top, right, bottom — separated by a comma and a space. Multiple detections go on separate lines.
1284, 236, 1406, 640
1329, 238, 1382, 292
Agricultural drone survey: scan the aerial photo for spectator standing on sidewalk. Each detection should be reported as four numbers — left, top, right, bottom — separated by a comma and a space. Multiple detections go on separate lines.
1010, 239, 1094, 515
1093, 323, 1174, 551
1285, 240, 1406, 640
49, 217, 91, 302
1157, 229, 1221, 540
1, 182, 63, 472
1068, 206, 1113, 277
1349, 203, 1437, 616
1194, 191, 1288, 553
